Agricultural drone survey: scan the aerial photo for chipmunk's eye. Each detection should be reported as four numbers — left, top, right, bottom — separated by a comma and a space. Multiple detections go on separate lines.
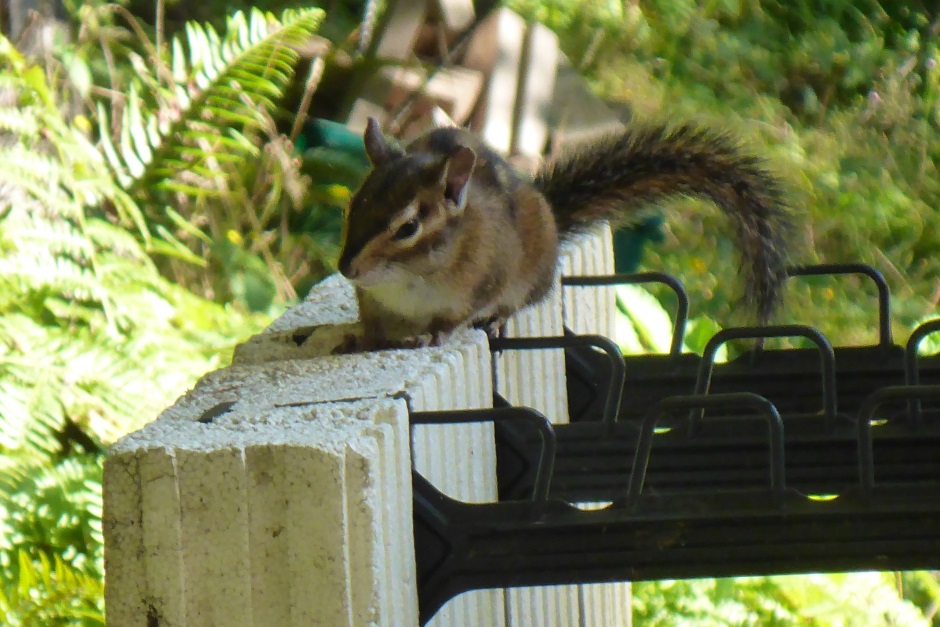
393, 218, 420, 241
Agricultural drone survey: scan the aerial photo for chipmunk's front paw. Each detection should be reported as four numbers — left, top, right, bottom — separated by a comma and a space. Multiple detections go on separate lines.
332, 332, 367, 354
474, 315, 508, 340
389, 333, 435, 349
331, 332, 441, 354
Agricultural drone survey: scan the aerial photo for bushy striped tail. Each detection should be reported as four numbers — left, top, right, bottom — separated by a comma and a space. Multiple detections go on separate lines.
535, 123, 794, 322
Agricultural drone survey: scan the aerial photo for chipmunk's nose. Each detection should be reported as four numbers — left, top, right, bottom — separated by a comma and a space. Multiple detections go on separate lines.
337, 252, 359, 280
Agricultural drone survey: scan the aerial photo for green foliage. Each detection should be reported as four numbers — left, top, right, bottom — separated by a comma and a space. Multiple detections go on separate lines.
0, 13, 338, 619
126, 0, 363, 44
0, 29, 268, 623
97, 7, 323, 200
0, 42, 265, 449
518, 1, 940, 620
93, 7, 330, 313
507, 0, 940, 347
0, 551, 104, 626
4, 0, 939, 624
0, 456, 103, 579
901, 571, 940, 626
638, 2, 940, 343
614, 285, 727, 360
634, 573, 930, 626
634, 577, 799, 625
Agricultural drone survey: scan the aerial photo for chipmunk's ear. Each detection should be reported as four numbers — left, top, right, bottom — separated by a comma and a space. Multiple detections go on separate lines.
363, 117, 403, 165
443, 146, 476, 214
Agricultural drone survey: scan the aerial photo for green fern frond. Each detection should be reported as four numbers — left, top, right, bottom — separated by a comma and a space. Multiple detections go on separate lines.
0, 455, 102, 548
0, 548, 104, 625
0, 149, 74, 210
0, 378, 61, 456
5, 213, 94, 261
0, 107, 40, 136
82, 219, 151, 264
0, 256, 102, 301
99, 7, 324, 199
0, 29, 274, 622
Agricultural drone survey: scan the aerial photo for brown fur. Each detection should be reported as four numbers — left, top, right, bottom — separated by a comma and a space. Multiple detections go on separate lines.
537, 124, 793, 320
337, 119, 792, 350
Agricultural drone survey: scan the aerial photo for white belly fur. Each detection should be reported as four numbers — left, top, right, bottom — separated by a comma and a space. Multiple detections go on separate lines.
362, 277, 464, 324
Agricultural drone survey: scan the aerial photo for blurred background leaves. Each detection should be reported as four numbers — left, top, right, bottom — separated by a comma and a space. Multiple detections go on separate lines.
3, 0, 940, 623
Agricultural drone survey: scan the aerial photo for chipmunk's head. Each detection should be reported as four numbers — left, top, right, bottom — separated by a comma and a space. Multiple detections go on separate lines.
338, 118, 477, 287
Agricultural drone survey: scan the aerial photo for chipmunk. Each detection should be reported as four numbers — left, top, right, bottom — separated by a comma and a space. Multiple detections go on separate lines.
336, 117, 793, 351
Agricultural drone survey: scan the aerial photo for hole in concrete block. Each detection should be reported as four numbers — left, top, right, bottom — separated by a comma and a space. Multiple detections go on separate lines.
147, 603, 160, 627
291, 329, 312, 346
198, 401, 237, 424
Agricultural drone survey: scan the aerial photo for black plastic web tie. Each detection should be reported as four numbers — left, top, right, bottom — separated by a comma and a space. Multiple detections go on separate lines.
625, 392, 786, 511
411, 406, 557, 518
856, 384, 940, 494
787, 264, 892, 347
489, 334, 626, 433
692, 324, 837, 432
562, 272, 689, 359
904, 318, 940, 428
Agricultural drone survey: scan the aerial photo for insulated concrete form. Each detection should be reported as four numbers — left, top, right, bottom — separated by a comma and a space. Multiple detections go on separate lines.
104, 225, 630, 626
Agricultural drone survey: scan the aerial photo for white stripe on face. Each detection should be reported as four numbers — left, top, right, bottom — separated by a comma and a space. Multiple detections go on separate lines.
388, 200, 419, 233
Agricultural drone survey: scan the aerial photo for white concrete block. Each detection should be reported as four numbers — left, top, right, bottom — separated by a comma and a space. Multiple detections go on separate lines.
177, 446, 252, 626
371, 405, 418, 627
344, 438, 383, 627
407, 346, 505, 627
105, 223, 627, 627
559, 228, 631, 627
431, 589, 507, 627
470, 339, 497, 506
580, 582, 632, 627
236, 280, 492, 367
493, 270, 577, 627
245, 445, 291, 627
560, 223, 618, 339
264, 274, 358, 333
283, 443, 353, 625
227, 335, 487, 404
103, 451, 146, 627
493, 224, 624, 627
108, 301, 496, 627
107, 393, 415, 627
506, 585, 580, 627
361, 419, 412, 627
140, 449, 185, 627
494, 277, 567, 424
